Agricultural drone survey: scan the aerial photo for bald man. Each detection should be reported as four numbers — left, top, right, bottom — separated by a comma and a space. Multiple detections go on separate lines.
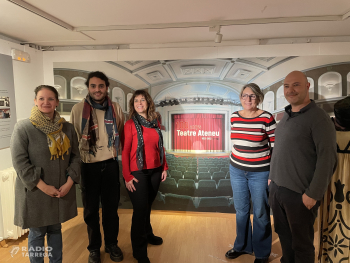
268, 71, 337, 263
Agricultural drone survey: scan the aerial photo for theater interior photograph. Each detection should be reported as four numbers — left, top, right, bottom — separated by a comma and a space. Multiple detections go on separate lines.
1, 0, 350, 263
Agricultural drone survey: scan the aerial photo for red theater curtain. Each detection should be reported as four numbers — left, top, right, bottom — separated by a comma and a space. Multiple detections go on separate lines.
172, 114, 225, 152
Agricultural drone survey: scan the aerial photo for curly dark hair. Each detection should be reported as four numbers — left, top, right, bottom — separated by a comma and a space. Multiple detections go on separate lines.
85, 71, 110, 87
128, 90, 157, 121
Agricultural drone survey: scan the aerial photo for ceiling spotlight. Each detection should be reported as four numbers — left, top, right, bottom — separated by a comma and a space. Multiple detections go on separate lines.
215, 33, 223, 43
215, 26, 223, 43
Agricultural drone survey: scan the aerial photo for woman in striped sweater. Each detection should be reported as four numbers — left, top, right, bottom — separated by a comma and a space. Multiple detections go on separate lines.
225, 83, 276, 263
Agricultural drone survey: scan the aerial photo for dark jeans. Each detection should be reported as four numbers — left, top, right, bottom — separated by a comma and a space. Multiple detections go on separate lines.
269, 181, 320, 263
81, 158, 120, 251
127, 166, 162, 260
28, 224, 62, 263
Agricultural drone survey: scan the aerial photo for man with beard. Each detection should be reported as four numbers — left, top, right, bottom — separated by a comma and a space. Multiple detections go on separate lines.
70, 71, 125, 263
268, 71, 337, 263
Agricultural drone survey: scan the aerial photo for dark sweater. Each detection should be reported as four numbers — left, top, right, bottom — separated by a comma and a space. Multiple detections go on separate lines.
269, 100, 337, 200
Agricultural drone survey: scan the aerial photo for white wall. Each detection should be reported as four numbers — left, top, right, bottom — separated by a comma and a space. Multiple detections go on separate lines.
0, 39, 44, 170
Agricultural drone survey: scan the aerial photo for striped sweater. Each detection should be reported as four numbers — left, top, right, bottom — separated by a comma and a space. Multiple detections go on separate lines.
230, 111, 276, 171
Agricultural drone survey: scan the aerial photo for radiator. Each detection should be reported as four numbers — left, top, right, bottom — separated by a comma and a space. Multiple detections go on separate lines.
0, 167, 28, 241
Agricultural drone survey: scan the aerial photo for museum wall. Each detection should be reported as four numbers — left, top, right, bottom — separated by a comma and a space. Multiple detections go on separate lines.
0, 39, 44, 171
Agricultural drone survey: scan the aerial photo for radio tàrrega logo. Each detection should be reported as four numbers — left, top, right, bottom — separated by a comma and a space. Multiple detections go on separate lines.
10, 246, 20, 257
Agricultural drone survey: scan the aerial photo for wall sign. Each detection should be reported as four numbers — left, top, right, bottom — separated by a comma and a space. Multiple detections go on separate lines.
0, 54, 17, 149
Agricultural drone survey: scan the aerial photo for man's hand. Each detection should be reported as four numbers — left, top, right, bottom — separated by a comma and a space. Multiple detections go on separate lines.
268, 179, 271, 186
302, 193, 317, 210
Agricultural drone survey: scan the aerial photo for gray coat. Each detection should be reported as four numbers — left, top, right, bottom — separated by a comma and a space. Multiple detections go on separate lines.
10, 119, 81, 229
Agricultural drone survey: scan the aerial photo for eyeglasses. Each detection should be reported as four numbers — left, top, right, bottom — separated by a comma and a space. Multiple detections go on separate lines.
241, 94, 257, 100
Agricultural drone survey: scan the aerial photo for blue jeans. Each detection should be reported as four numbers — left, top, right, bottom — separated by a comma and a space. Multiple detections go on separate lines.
28, 223, 62, 263
230, 165, 271, 259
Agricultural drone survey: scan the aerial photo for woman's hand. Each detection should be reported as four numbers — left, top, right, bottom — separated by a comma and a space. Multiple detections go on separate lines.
126, 177, 139, 192
36, 179, 60, 198
58, 176, 74, 198
161, 170, 167, 182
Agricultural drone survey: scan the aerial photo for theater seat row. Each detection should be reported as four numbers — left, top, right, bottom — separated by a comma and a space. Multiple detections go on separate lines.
159, 178, 233, 197
168, 171, 230, 182
153, 193, 236, 213
167, 165, 229, 175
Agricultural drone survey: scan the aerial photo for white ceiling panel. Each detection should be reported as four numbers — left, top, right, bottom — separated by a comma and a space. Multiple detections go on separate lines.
0, 0, 350, 46
0, 1, 90, 43
78, 27, 217, 45
23, 0, 350, 26
242, 57, 290, 68
220, 20, 350, 40
225, 63, 262, 82
134, 64, 172, 84
19, 19, 350, 46
111, 61, 158, 71
168, 59, 229, 80
1, 0, 350, 46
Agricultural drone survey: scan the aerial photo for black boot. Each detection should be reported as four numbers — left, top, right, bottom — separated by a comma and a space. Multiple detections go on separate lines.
147, 234, 163, 245
225, 249, 249, 259
138, 257, 151, 263
105, 244, 124, 262
88, 250, 101, 263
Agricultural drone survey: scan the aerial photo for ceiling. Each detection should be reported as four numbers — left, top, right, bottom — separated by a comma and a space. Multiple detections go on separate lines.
54, 57, 293, 94
106, 57, 292, 87
1, 0, 350, 47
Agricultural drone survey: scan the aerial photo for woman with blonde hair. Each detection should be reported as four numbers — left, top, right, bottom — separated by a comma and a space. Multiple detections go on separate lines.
122, 90, 168, 263
226, 83, 276, 263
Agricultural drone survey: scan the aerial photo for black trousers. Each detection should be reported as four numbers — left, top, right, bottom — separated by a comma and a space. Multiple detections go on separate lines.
81, 159, 120, 251
127, 167, 162, 260
269, 181, 320, 263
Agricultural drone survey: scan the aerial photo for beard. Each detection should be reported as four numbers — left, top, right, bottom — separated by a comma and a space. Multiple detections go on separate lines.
89, 91, 108, 103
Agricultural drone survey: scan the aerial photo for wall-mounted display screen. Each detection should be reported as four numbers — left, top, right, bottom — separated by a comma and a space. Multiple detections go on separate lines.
172, 113, 225, 152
